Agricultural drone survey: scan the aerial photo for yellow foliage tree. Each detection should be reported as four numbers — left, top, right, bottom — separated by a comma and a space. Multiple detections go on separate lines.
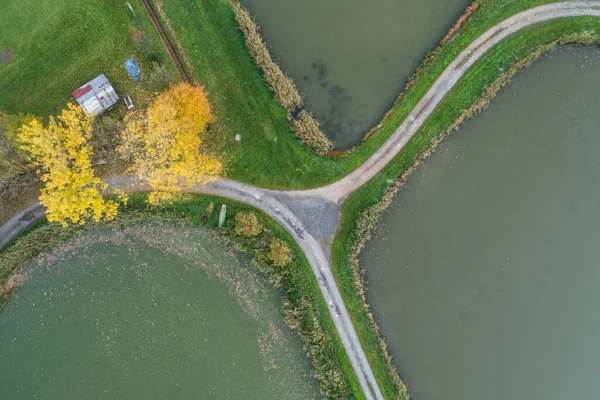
269, 238, 292, 267
234, 211, 263, 237
0, 112, 34, 177
119, 83, 221, 205
17, 104, 125, 227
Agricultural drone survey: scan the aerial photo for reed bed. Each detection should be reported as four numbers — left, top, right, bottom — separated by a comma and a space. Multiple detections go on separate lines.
231, 1, 333, 154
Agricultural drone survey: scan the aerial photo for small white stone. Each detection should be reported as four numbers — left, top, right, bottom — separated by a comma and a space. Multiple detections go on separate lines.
235, 134, 241, 142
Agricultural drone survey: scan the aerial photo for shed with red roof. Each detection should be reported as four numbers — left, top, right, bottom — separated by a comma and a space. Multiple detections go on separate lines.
72, 74, 119, 117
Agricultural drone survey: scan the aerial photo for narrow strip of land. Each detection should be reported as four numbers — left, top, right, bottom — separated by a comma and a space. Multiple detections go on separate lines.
3, 2, 600, 399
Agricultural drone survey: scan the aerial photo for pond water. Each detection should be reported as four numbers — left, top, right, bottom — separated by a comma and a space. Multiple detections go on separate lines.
361, 46, 600, 400
0, 224, 320, 399
242, 0, 470, 148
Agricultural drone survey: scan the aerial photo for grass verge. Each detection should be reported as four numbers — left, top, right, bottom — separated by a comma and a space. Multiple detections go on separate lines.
0, 193, 364, 399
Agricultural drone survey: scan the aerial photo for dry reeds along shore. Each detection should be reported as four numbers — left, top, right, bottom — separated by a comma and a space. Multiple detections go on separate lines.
231, 1, 333, 155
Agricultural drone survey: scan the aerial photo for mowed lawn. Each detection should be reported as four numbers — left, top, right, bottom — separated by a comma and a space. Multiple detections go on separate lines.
0, 0, 174, 117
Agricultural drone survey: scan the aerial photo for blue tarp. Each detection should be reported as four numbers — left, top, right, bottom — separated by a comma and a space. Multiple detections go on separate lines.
125, 58, 141, 80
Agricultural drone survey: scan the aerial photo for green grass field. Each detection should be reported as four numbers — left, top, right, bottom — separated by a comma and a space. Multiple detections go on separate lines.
0, 0, 176, 117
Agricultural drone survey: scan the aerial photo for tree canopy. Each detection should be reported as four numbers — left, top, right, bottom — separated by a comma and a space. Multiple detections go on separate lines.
17, 104, 125, 226
119, 83, 221, 205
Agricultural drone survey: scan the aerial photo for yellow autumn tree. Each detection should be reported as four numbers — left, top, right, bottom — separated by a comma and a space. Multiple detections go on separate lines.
17, 104, 125, 227
118, 83, 221, 205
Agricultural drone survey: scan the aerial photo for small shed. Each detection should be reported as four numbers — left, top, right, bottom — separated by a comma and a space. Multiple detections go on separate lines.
72, 74, 119, 117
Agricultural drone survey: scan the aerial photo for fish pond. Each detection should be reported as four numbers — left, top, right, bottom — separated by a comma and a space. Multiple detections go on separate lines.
242, 0, 470, 148
0, 224, 320, 399
362, 46, 600, 400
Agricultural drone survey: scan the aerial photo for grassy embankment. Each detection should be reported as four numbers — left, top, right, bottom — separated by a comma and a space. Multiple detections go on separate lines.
0, 194, 360, 398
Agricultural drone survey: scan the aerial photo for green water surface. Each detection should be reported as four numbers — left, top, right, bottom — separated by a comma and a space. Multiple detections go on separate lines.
242, 0, 470, 148
362, 46, 600, 400
0, 224, 320, 399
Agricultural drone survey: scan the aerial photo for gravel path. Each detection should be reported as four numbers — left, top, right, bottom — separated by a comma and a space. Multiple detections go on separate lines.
3, 3, 600, 399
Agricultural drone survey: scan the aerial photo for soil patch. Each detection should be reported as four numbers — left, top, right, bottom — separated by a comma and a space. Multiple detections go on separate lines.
0, 48, 14, 67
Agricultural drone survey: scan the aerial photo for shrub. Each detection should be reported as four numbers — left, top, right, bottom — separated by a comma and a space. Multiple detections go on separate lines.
148, 65, 174, 92
0, 113, 32, 177
269, 239, 292, 266
202, 202, 214, 222
234, 211, 263, 237
131, 29, 153, 55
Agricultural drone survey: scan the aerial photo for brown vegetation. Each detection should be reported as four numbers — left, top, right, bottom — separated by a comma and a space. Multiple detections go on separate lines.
292, 110, 333, 155
441, 1, 482, 45
234, 211, 263, 237
231, 1, 301, 111
269, 238, 292, 266
230, 1, 334, 154
0, 113, 31, 178
0, 272, 23, 301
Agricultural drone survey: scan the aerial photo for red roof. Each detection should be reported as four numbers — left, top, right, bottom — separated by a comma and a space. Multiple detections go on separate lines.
72, 85, 93, 99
